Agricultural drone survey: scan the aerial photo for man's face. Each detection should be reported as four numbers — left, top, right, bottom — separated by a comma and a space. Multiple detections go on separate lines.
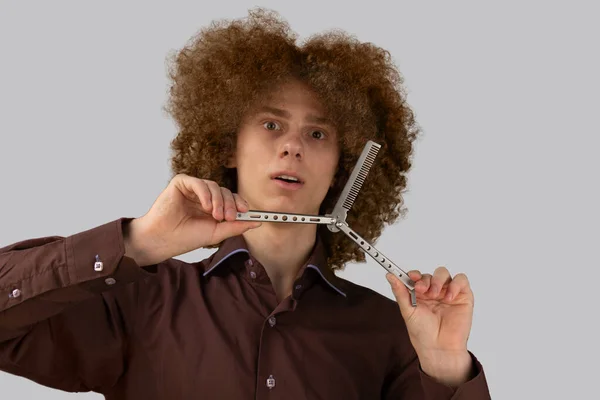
230, 79, 340, 215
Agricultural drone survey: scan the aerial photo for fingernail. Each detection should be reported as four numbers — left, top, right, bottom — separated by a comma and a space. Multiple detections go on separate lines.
445, 292, 453, 301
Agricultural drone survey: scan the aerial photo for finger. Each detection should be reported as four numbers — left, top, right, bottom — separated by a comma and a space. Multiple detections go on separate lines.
444, 273, 472, 302
191, 179, 213, 213
386, 273, 415, 318
177, 175, 212, 213
204, 180, 224, 221
407, 270, 422, 281
221, 187, 237, 221
407, 270, 428, 294
430, 266, 452, 297
233, 193, 249, 213
414, 273, 432, 294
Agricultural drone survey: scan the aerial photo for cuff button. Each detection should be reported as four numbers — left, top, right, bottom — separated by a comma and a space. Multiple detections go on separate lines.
94, 255, 104, 271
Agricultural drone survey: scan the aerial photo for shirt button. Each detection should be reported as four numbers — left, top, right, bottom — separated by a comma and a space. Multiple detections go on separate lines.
94, 255, 104, 271
295, 284, 302, 290
9, 289, 21, 298
246, 259, 253, 267
250, 271, 257, 279
105, 278, 116, 285
268, 316, 276, 327
266, 374, 276, 389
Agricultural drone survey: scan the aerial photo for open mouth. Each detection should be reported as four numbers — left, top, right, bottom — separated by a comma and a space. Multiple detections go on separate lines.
274, 176, 301, 184
272, 174, 304, 190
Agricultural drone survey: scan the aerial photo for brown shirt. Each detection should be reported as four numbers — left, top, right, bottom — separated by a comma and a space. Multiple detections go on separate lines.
0, 218, 491, 399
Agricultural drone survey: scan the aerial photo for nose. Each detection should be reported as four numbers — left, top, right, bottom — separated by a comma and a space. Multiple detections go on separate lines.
279, 134, 304, 160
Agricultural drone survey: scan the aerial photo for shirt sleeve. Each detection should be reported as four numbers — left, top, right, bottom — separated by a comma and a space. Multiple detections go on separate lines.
418, 351, 491, 399
382, 331, 491, 399
0, 217, 154, 393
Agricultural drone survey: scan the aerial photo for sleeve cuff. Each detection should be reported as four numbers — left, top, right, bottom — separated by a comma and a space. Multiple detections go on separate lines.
65, 217, 153, 294
419, 351, 491, 399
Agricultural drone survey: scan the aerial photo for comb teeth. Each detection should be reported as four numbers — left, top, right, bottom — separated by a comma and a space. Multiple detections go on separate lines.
342, 144, 379, 210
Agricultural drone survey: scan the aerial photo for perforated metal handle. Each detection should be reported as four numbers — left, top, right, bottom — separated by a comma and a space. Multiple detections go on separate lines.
236, 210, 336, 225
235, 210, 417, 307
335, 222, 417, 306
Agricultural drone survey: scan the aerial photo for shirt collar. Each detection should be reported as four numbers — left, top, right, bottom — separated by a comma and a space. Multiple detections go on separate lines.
202, 234, 347, 297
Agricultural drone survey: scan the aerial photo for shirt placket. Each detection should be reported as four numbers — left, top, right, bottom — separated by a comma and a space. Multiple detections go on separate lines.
254, 297, 295, 399
246, 257, 312, 399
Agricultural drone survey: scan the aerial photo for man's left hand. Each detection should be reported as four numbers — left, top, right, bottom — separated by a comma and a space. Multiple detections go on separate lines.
387, 266, 475, 387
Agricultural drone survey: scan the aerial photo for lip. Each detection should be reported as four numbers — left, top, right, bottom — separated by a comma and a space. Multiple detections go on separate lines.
270, 171, 305, 184
270, 170, 305, 191
272, 179, 304, 191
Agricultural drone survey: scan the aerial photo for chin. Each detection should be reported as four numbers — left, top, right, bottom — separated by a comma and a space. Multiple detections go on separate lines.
258, 199, 313, 215
266, 202, 299, 214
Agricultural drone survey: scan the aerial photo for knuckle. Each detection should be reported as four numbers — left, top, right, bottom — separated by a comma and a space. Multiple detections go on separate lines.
193, 179, 206, 191
172, 173, 184, 185
203, 179, 217, 188
190, 176, 204, 186
181, 173, 194, 183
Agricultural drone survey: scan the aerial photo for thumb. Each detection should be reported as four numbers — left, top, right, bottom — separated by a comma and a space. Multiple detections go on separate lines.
386, 273, 415, 319
212, 221, 262, 243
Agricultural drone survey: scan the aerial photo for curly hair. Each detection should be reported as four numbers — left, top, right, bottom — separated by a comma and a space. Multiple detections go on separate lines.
164, 7, 422, 271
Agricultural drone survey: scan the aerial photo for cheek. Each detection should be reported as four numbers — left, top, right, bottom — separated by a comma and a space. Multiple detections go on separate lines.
236, 149, 266, 181
326, 151, 340, 177
315, 156, 339, 190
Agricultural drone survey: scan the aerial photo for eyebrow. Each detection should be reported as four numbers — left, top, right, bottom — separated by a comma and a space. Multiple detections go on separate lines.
255, 106, 334, 127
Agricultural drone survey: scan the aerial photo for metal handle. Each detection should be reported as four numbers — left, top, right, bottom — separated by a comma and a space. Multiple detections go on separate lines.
335, 222, 417, 307
236, 210, 336, 225
235, 210, 417, 307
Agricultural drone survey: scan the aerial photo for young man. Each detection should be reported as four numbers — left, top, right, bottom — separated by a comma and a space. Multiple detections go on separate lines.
0, 8, 491, 399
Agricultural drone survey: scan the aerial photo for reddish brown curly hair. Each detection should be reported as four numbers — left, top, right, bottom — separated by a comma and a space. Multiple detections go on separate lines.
164, 8, 422, 271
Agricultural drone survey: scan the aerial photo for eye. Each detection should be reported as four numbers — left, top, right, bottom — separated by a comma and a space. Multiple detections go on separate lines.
263, 121, 280, 131
311, 130, 326, 140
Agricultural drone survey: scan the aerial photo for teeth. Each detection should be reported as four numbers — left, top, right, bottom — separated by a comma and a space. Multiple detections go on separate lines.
276, 175, 299, 182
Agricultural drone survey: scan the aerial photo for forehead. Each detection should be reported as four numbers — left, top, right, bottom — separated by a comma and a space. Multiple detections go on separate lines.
259, 80, 324, 109
246, 80, 333, 123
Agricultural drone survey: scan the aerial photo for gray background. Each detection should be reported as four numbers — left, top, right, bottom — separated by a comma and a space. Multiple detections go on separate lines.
1, 1, 598, 398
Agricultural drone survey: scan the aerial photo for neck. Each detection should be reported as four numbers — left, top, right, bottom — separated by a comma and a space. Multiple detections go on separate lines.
242, 222, 317, 300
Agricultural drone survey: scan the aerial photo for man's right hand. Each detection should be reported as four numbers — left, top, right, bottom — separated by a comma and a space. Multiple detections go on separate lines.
123, 173, 261, 266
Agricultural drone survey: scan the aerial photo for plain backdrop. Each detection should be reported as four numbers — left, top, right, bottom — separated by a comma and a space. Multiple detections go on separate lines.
1, 1, 598, 399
